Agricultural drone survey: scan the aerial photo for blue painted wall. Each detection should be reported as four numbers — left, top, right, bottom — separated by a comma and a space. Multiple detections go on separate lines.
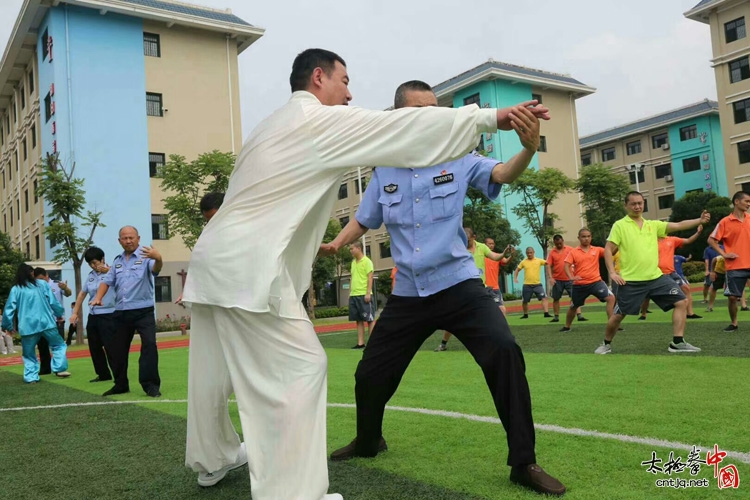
668, 114, 728, 198
454, 80, 540, 294
38, 5, 150, 320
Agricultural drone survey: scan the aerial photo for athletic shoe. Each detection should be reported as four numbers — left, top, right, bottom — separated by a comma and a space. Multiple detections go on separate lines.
577, 316, 589, 322
742, 307, 750, 311
146, 386, 162, 398
198, 443, 247, 487
510, 464, 566, 496
434, 344, 447, 352
549, 317, 560, 323
638, 316, 647, 321
701, 300, 708, 304
668, 341, 701, 353
559, 327, 571, 332
723, 324, 738, 332
594, 343, 612, 355
543, 312, 553, 318
102, 387, 130, 397
686, 314, 703, 319
330, 437, 388, 461
617, 327, 624, 331
706, 307, 713, 312
54, 371, 71, 378
351, 344, 365, 350
520, 314, 529, 319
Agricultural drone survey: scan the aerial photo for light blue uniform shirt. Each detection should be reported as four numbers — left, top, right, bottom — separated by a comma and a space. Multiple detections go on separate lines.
50, 281, 64, 305
2, 280, 65, 335
83, 269, 116, 315
103, 246, 158, 311
356, 153, 501, 297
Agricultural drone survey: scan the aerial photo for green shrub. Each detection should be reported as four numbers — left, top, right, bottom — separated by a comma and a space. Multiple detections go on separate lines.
314, 306, 349, 319
682, 261, 705, 277
156, 315, 191, 333
503, 293, 520, 302
686, 273, 706, 284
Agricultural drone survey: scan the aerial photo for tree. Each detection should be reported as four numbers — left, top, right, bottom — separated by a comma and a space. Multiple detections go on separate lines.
37, 153, 104, 345
159, 150, 235, 250
507, 168, 574, 257
0, 232, 27, 313
575, 164, 630, 247
669, 191, 732, 259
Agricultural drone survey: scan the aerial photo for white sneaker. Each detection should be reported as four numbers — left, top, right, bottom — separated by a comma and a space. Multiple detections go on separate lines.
197, 442, 247, 487
324, 495, 344, 500
594, 343, 612, 355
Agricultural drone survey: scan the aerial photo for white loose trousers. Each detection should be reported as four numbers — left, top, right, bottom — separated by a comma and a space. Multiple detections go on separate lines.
185, 303, 329, 500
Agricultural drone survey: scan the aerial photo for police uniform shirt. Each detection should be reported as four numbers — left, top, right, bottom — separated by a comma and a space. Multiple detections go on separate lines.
181, 91, 498, 320
103, 246, 158, 311
84, 269, 116, 315
356, 153, 501, 297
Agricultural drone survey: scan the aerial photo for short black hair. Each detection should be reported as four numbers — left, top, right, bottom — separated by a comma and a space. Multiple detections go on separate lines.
394, 80, 433, 109
200, 192, 225, 213
464, 227, 475, 238
731, 190, 750, 204
578, 227, 592, 236
289, 48, 346, 93
33, 267, 48, 278
350, 240, 363, 251
625, 191, 644, 203
84, 246, 105, 264
553, 234, 563, 241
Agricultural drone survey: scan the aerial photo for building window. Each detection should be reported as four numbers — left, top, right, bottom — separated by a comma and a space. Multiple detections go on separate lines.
680, 125, 697, 141
44, 92, 52, 122
538, 136, 547, 153
658, 194, 675, 210
726, 17, 746, 43
42, 29, 49, 60
733, 98, 750, 124
532, 93, 543, 104
22, 139, 27, 161
601, 147, 616, 161
742, 181, 750, 192
31, 125, 36, 148
729, 57, 750, 83
9, 207, 12, 226
155, 276, 172, 303
629, 170, 645, 185
652, 133, 669, 149
654, 163, 672, 179
379, 242, 391, 259
354, 177, 368, 194
149, 152, 165, 177
626, 141, 641, 155
24, 189, 28, 212
20, 86, 25, 110
16, 199, 19, 219
28, 70, 34, 93
581, 153, 592, 166
25, 242, 30, 259
151, 214, 169, 240
682, 156, 700, 173
33, 180, 38, 203
35, 235, 40, 259
143, 32, 161, 57
339, 216, 350, 228
12, 101, 17, 123
686, 188, 703, 194
463, 93, 480, 107
365, 245, 371, 257
738, 140, 750, 163
146, 92, 163, 117
338, 183, 348, 199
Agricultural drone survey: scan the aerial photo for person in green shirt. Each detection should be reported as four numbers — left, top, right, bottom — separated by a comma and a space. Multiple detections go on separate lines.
599, 191, 710, 354
349, 241, 375, 349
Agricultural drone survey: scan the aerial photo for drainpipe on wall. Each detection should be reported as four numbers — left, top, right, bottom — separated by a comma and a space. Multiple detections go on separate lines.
226, 35, 235, 154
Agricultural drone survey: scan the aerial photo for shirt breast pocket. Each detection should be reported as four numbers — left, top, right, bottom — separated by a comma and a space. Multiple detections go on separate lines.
378, 194, 404, 225
429, 182, 460, 221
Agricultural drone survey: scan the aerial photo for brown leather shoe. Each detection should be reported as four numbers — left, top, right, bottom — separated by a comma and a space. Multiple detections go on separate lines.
510, 464, 566, 496
330, 437, 388, 461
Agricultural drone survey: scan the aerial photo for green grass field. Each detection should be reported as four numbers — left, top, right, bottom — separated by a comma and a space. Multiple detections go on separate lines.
1, 293, 748, 499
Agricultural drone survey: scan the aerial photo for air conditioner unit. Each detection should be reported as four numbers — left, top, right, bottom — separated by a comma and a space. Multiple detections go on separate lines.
665, 175, 673, 182
662, 143, 670, 150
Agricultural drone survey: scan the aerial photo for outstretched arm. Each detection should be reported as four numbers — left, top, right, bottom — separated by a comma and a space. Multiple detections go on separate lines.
319, 218, 369, 257
491, 107, 540, 185
681, 225, 703, 246
666, 211, 710, 233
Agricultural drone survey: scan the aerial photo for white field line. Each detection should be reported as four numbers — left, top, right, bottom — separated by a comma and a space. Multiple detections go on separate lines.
2, 400, 748, 464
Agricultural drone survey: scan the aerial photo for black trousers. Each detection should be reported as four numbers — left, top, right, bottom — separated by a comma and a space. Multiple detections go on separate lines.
37, 322, 65, 374
87, 313, 115, 380
109, 307, 160, 393
353, 278, 536, 466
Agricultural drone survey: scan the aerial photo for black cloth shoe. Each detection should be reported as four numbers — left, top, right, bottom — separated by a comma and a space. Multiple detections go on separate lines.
543, 312, 553, 318
330, 437, 388, 461
723, 324, 738, 332
510, 464, 566, 496
520, 314, 529, 319
686, 314, 703, 319
103, 387, 129, 397
146, 386, 162, 398
549, 317, 560, 323
638, 316, 647, 321
90, 377, 112, 383
577, 316, 589, 322
351, 344, 365, 350
559, 327, 571, 332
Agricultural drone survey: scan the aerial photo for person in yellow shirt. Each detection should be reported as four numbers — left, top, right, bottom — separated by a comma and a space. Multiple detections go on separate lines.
514, 247, 551, 319
349, 241, 375, 349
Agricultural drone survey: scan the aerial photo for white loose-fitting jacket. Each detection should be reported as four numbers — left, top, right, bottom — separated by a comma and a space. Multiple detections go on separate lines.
182, 91, 497, 320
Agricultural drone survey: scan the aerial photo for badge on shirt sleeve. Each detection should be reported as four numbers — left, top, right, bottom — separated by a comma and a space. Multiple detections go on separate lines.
88, 278, 94, 282
433, 172, 454, 185
135, 261, 143, 265
115, 264, 122, 269
384, 184, 398, 193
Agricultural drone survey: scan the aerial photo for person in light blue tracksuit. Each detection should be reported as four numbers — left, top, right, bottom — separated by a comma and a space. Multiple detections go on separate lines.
1, 263, 70, 383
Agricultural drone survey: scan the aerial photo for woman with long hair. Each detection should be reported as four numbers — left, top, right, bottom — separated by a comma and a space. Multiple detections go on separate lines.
1, 263, 70, 383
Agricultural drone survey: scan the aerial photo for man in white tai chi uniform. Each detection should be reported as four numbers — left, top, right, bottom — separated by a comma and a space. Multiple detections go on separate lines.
181, 48, 550, 500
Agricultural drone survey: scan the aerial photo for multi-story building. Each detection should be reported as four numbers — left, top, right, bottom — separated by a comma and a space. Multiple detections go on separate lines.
686, 0, 750, 194
0, 0, 263, 318
333, 59, 594, 300
579, 100, 727, 221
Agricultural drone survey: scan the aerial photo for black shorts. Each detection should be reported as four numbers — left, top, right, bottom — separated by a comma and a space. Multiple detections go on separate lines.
611, 281, 619, 298
522, 284, 546, 303
486, 287, 504, 306
725, 269, 750, 297
570, 281, 611, 308
613, 275, 686, 316
551, 280, 573, 300
349, 295, 375, 322
666, 272, 688, 287
712, 273, 726, 290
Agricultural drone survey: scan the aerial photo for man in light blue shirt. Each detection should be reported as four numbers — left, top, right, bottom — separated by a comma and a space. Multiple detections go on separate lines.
325, 81, 565, 496
91, 226, 163, 397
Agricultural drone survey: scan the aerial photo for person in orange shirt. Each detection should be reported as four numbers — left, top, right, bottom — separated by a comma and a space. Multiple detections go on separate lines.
653, 227, 704, 319
708, 190, 750, 332
559, 228, 615, 332
546, 234, 586, 323
484, 237, 513, 315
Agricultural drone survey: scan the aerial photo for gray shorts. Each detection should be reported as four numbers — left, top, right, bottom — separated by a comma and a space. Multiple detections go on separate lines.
522, 284, 546, 303
725, 269, 750, 297
349, 295, 375, 322
666, 272, 688, 287
551, 280, 573, 300
611, 281, 619, 298
486, 287, 504, 306
570, 281, 611, 308
613, 275, 686, 316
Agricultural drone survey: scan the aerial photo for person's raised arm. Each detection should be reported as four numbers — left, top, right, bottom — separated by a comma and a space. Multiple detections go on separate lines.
319, 218, 369, 257
141, 246, 163, 274
69, 290, 88, 325
491, 107, 540, 185
681, 225, 703, 246
666, 211, 710, 233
